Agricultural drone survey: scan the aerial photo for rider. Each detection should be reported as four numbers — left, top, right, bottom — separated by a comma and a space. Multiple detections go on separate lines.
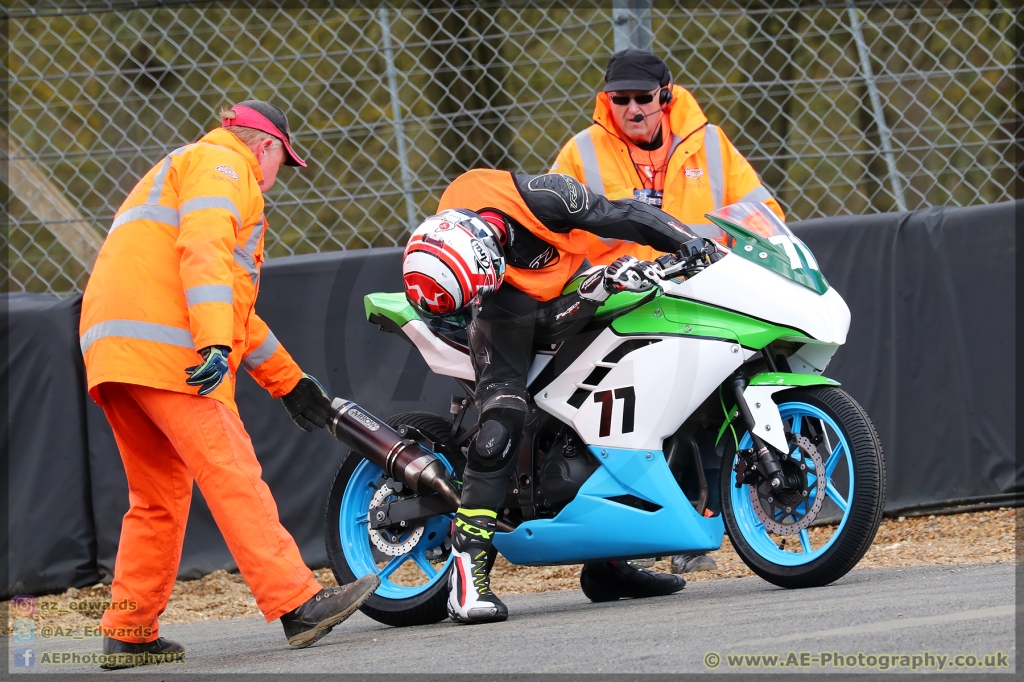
403, 169, 695, 623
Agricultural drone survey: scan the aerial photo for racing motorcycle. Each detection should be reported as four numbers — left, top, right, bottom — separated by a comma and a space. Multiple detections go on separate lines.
322, 202, 885, 627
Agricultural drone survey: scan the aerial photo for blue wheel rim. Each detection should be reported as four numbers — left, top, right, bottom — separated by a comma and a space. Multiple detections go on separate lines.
729, 401, 854, 566
339, 455, 455, 599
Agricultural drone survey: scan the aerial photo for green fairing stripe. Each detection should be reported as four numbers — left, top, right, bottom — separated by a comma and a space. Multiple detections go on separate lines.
749, 372, 840, 387
611, 295, 806, 348
364, 292, 419, 326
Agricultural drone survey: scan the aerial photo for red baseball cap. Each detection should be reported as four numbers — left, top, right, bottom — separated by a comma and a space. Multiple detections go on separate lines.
221, 100, 307, 168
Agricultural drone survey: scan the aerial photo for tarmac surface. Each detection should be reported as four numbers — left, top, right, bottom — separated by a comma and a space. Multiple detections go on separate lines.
10, 561, 1017, 677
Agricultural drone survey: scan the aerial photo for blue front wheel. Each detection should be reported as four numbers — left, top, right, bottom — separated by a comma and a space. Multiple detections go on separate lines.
721, 386, 885, 588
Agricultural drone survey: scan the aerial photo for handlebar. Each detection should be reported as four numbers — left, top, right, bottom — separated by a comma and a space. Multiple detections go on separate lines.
650, 237, 724, 282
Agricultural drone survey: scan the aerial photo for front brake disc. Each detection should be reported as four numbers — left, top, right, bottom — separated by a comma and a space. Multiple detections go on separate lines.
367, 483, 425, 556
749, 434, 827, 535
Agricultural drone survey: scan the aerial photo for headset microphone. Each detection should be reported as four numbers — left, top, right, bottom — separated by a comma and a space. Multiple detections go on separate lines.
632, 113, 645, 123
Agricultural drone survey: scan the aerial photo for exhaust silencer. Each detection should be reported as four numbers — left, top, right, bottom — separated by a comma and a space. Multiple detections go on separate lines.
327, 398, 462, 508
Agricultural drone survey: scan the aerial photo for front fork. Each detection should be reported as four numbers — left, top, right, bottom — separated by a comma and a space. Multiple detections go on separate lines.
725, 373, 786, 492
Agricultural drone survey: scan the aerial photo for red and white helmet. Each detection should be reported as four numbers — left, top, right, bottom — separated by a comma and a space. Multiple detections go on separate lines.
403, 209, 505, 325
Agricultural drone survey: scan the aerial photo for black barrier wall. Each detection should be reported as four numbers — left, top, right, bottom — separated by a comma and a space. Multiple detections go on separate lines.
4, 201, 1019, 596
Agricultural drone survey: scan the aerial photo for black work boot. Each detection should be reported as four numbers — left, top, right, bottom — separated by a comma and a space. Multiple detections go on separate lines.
447, 508, 508, 624
580, 561, 686, 602
280, 575, 380, 648
100, 636, 185, 670
671, 552, 718, 574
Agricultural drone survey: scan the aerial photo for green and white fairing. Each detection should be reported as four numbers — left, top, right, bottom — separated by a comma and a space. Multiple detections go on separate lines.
365, 203, 850, 455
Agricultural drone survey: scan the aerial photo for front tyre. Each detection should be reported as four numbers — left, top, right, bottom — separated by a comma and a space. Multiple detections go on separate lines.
721, 386, 885, 588
325, 412, 464, 627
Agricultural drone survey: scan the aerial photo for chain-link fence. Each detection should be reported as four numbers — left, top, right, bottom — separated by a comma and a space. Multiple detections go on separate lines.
3, 0, 1019, 295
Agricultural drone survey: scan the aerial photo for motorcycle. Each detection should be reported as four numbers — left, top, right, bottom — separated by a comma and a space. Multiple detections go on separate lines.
323, 202, 885, 627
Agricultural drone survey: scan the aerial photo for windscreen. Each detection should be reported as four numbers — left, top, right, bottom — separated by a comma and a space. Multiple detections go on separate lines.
705, 202, 829, 294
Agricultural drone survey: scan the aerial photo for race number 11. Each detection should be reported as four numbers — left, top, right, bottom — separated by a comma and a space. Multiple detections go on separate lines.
594, 387, 635, 437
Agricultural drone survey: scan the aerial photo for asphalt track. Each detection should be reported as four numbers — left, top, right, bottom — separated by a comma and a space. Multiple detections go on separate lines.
12, 562, 1017, 677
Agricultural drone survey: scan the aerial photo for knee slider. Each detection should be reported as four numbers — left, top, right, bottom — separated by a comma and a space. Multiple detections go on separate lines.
469, 407, 526, 472
476, 420, 510, 462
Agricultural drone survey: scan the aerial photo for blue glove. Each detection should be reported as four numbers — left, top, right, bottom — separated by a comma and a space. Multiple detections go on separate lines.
185, 345, 230, 396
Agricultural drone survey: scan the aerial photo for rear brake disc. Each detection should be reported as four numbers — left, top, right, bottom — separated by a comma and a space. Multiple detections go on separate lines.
367, 483, 425, 556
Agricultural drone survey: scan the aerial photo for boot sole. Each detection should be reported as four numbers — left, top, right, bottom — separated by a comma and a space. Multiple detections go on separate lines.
447, 604, 509, 624
99, 651, 185, 670
288, 577, 381, 649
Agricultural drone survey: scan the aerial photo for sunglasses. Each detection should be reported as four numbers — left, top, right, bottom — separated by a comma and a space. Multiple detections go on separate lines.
610, 93, 656, 106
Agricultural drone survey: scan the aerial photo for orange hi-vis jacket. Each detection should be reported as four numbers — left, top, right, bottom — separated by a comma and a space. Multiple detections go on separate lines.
80, 128, 303, 413
437, 169, 590, 302
552, 85, 785, 265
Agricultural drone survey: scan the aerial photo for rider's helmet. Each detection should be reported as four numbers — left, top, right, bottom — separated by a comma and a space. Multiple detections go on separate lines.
403, 209, 505, 331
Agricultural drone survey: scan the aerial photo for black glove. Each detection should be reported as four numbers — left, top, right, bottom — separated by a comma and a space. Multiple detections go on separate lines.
281, 373, 332, 432
185, 345, 231, 396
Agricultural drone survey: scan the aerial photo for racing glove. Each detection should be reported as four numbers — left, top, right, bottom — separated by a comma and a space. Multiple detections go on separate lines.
578, 256, 658, 305
185, 345, 231, 396
281, 373, 333, 432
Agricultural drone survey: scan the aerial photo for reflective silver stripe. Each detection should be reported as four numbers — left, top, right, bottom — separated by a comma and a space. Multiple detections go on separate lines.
146, 144, 194, 204
244, 217, 264, 253
241, 331, 279, 371
179, 196, 243, 226
704, 124, 725, 209
690, 222, 726, 241
667, 134, 684, 160
109, 205, 180, 233
80, 320, 194, 354
185, 284, 233, 307
573, 130, 605, 196
738, 186, 773, 204
233, 246, 259, 286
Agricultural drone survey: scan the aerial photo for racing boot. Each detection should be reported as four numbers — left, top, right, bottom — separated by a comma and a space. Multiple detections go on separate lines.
447, 508, 508, 624
280, 575, 381, 648
580, 561, 686, 602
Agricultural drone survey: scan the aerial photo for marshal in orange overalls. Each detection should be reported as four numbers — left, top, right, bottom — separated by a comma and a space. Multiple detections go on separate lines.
81, 127, 321, 642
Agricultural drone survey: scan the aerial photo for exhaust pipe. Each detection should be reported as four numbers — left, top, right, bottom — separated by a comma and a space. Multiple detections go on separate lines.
327, 398, 461, 506
326, 399, 515, 533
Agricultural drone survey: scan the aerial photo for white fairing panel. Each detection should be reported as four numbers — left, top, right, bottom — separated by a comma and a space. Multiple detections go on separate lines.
661, 253, 851, 345
402, 319, 474, 380
740, 385, 790, 452
535, 330, 745, 450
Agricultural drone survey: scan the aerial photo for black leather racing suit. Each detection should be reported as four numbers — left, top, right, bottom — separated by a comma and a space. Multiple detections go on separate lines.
460, 173, 690, 510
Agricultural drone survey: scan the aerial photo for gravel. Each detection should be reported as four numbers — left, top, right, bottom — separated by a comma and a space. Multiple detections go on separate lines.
7, 507, 1016, 634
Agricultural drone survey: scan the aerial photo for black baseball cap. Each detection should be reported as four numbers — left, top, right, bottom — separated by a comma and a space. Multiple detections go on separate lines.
603, 49, 671, 92
222, 100, 306, 167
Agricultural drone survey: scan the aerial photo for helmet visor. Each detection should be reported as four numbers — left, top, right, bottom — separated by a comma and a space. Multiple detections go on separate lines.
411, 293, 482, 333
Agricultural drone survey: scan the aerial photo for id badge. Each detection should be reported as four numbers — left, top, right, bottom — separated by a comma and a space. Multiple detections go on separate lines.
634, 189, 664, 208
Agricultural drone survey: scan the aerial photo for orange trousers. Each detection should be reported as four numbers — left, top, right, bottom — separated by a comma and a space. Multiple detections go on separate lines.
97, 382, 321, 642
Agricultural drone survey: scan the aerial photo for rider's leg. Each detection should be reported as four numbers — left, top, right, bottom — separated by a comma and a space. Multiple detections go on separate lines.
449, 300, 533, 624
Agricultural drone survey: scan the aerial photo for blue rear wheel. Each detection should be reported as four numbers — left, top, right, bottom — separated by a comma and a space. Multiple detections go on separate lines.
721, 386, 884, 588
325, 412, 463, 626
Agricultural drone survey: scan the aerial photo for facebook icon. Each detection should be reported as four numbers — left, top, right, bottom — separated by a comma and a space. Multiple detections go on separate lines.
13, 647, 35, 668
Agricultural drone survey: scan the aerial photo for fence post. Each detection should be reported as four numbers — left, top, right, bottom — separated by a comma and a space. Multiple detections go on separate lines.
846, 1, 907, 212
2, 138, 104, 272
612, 0, 653, 52
378, 7, 418, 231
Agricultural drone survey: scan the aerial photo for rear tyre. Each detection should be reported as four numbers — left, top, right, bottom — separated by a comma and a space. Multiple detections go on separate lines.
325, 412, 465, 627
721, 386, 884, 588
